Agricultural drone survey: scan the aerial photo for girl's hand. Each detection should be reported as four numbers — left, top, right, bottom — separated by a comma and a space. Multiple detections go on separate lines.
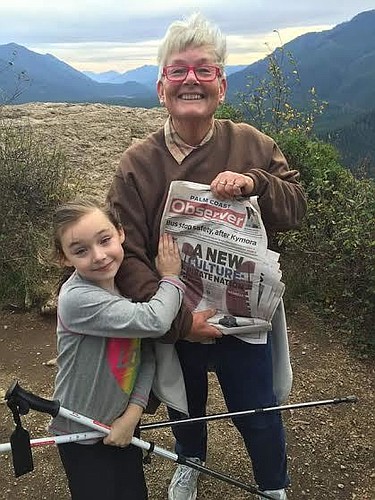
103, 404, 143, 448
156, 233, 181, 277
211, 172, 254, 200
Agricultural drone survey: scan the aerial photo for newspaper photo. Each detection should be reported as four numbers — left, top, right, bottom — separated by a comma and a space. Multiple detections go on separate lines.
160, 181, 285, 343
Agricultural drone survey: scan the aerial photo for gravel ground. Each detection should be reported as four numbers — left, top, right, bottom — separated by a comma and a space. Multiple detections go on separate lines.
0, 103, 373, 499
0, 306, 373, 500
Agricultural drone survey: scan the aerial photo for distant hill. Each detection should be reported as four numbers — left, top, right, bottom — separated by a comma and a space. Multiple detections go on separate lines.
83, 70, 121, 83
225, 10, 375, 172
227, 10, 375, 115
83, 66, 156, 86
0, 43, 157, 105
108, 65, 158, 87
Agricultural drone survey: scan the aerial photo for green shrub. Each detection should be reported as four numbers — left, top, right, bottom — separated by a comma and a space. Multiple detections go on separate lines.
215, 102, 243, 122
0, 119, 80, 307
235, 46, 327, 136
274, 131, 375, 347
226, 41, 374, 348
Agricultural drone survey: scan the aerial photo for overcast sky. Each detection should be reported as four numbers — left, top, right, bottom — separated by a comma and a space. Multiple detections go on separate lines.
0, 1, 374, 73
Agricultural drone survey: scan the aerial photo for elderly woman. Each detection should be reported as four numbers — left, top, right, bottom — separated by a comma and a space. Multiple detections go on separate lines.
108, 13, 306, 500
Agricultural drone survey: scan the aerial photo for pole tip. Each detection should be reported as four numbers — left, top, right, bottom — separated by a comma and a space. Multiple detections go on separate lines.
345, 395, 357, 403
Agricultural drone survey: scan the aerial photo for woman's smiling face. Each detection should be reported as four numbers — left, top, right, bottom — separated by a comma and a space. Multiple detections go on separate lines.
157, 45, 227, 125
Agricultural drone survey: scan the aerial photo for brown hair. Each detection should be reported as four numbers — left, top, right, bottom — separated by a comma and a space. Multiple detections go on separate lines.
52, 199, 123, 265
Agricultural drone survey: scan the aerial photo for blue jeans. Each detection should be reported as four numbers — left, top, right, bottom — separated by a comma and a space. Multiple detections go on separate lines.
168, 335, 289, 491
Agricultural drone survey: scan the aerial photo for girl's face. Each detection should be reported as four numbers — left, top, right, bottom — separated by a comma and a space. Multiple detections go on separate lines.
60, 209, 125, 290
157, 45, 227, 125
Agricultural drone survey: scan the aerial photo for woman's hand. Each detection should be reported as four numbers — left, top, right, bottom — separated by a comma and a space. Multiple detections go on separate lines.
211, 172, 254, 199
103, 403, 143, 448
156, 233, 181, 277
186, 308, 222, 342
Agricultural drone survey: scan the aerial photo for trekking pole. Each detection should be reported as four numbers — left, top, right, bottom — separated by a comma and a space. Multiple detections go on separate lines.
1, 393, 357, 455
0, 431, 105, 454
4, 381, 275, 500
0, 394, 357, 453
140, 395, 358, 430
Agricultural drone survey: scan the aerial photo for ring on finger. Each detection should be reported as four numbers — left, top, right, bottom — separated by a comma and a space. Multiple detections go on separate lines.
218, 181, 227, 185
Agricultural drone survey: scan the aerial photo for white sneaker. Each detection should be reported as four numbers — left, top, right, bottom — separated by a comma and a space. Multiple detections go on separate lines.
258, 489, 287, 500
168, 458, 203, 500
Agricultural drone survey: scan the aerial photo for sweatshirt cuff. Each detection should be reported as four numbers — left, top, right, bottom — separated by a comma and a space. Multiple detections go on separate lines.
159, 276, 186, 295
244, 172, 260, 195
129, 391, 148, 409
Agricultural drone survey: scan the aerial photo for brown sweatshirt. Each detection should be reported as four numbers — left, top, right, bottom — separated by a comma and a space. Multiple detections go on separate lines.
107, 119, 307, 342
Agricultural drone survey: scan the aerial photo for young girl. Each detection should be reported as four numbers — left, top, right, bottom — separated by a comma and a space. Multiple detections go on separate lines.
49, 199, 185, 500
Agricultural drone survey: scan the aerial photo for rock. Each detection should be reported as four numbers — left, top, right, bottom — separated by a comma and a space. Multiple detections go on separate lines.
45, 358, 57, 366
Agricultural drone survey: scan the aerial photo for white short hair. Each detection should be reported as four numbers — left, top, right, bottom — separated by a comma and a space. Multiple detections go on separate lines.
157, 12, 227, 80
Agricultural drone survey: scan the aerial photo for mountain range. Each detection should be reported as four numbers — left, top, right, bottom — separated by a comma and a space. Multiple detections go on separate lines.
83, 64, 248, 86
0, 44, 157, 107
0, 9, 374, 171
0, 44, 247, 106
227, 10, 375, 118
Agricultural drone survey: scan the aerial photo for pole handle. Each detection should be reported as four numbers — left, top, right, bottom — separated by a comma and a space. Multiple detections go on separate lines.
5, 381, 60, 418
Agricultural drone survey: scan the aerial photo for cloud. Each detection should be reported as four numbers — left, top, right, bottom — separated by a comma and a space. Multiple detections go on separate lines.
226, 24, 332, 63
0, 0, 373, 71
33, 41, 161, 71
1, 0, 374, 43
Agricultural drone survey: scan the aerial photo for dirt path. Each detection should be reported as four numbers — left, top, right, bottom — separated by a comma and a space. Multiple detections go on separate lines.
0, 306, 374, 500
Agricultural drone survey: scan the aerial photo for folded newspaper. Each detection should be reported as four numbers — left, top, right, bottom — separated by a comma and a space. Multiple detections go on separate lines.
160, 181, 285, 339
